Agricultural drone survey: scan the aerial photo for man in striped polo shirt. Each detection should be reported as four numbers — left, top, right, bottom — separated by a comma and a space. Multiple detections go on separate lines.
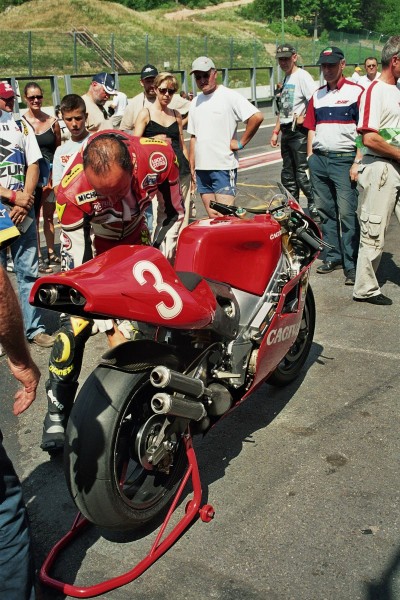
304, 47, 364, 286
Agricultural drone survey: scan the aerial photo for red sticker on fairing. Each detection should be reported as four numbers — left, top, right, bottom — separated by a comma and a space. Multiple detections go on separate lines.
149, 152, 168, 173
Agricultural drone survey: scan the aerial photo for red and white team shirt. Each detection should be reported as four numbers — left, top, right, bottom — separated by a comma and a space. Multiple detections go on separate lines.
304, 77, 364, 152
357, 79, 400, 157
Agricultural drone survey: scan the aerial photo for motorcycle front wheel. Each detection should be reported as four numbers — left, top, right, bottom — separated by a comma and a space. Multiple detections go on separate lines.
268, 285, 316, 387
64, 365, 187, 531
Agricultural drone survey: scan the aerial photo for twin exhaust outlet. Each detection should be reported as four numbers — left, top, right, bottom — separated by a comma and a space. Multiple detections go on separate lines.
150, 366, 208, 422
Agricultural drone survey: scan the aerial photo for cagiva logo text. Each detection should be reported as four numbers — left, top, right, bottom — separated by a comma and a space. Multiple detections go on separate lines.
270, 230, 282, 240
266, 322, 301, 345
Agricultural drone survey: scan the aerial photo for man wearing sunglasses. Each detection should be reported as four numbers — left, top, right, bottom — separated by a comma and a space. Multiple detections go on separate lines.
82, 72, 116, 132
358, 57, 381, 89
187, 56, 264, 217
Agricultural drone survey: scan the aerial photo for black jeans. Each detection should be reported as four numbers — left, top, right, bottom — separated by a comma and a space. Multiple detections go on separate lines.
280, 125, 314, 205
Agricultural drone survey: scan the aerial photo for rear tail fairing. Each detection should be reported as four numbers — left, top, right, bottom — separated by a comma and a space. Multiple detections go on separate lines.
30, 245, 218, 330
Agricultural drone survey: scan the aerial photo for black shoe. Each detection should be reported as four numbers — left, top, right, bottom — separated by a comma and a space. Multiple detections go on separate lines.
353, 293, 392, 306
344, 268, 356, 286
316, 261, 342, 274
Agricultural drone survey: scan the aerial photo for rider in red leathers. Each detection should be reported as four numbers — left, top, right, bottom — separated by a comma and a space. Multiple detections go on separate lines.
41, 131, 184, 452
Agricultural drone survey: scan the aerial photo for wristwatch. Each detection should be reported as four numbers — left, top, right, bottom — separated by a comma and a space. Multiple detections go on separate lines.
353, 158, 362, 164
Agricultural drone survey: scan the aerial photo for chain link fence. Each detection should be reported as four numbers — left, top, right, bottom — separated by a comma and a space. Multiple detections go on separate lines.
0, 29, 389, 79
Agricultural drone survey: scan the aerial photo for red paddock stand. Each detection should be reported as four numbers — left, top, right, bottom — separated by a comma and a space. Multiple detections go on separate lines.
39, 434, 215, 598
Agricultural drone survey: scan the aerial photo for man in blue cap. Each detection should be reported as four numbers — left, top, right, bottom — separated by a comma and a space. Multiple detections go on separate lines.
82, 72, 116, 132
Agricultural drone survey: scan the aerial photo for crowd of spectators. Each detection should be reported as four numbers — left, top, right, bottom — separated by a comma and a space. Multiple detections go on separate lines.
1, 38, 400, 597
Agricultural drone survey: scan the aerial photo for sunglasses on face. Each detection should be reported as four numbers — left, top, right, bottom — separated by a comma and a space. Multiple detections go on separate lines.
194, 72, 211, 81
27, 95, 43, 101
158, 87, 175, 96
0, 97, 15, 102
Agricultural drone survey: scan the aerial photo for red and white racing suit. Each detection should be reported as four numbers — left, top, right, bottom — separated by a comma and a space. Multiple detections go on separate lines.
41, 131, 185, 451
57, 130, 184, 268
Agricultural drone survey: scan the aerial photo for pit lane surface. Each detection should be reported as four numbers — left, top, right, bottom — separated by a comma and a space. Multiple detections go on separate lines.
1, 124, 399, 599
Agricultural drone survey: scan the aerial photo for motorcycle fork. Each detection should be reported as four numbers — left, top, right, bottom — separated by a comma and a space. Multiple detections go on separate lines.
39, 431, 214, 598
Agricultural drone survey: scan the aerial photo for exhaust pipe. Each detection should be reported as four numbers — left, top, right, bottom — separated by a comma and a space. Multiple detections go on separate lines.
151, 392, 207, 421
150, 366, 210, 399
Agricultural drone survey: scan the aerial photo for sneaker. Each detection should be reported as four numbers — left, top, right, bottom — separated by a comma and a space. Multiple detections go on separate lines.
30, 332, 56, 347
316, 260, 342, 274
344, 268, 356, 286
6, 258, 14, 273
353, 293, 393, 306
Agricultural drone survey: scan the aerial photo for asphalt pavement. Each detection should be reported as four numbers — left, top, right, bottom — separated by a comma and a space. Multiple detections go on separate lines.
1, 126, 399, 600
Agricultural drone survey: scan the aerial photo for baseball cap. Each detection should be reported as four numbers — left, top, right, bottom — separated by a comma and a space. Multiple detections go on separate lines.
354, 66, 362, 72
92, 72, 115, 94
276, 44, 296, 58
190, 57, 216, 74
0, 81, 15, 99
140, 64, 158, 80
317, 47, 345, 64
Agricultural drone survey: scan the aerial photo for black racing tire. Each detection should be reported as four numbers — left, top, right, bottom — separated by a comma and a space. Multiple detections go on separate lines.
268, 285, 316, 387
64, 366, 187, 531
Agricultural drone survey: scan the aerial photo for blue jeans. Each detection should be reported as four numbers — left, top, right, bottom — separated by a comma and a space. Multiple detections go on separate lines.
308, 152, 359, 273
0, 209, 46, 340
0, 430, 35, 600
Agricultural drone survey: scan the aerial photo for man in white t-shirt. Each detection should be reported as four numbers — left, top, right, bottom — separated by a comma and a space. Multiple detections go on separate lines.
358, 57, 381, 89
52, 94, 90, 191
271, 44, 319, 221
353, 37, 400, 306
109, 90, 128, 130
0, 81, 55, 347
187, 56, 264, 217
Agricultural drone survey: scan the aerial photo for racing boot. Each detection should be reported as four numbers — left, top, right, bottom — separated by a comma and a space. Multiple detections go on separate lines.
40, 380, 78, 453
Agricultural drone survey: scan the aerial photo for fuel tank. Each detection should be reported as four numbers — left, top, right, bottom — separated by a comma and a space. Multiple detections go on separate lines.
175, 214, 282, 296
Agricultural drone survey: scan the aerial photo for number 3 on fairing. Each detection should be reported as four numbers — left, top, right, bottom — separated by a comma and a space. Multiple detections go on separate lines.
133, 260, 183, 320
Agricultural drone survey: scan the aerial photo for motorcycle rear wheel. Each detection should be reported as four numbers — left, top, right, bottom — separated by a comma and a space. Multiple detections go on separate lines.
64, 365, 187, 531
268, 285, 316, 387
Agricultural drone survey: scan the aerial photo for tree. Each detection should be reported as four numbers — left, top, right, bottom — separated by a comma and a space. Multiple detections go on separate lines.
297, 0, 362, 32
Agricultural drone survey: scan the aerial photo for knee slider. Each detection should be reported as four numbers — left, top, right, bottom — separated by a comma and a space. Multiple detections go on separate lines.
49, 328, 76, 375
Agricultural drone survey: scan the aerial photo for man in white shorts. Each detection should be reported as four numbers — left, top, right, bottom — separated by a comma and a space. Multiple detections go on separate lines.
187, 56, 264, 217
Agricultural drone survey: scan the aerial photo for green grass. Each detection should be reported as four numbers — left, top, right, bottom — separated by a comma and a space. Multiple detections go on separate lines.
0, 0, 381, 105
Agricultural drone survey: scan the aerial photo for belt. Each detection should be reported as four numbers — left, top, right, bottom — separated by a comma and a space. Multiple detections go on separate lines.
313, 149, 356, 157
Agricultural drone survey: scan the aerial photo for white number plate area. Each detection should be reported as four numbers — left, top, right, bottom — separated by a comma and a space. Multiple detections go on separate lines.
132, 260, 183, 320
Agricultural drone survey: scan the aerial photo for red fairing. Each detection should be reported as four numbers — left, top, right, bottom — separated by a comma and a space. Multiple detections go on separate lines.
250, 276, 308, 392
175, 214, 282, 296
30, 246, 217, 329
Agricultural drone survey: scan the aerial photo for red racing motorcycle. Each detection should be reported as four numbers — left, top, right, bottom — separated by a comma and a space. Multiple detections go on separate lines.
30, 184, 324, 597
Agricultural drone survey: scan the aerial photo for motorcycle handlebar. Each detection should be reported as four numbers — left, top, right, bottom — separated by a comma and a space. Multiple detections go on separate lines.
209, 201, 237, 216
295, 225, 324, 251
